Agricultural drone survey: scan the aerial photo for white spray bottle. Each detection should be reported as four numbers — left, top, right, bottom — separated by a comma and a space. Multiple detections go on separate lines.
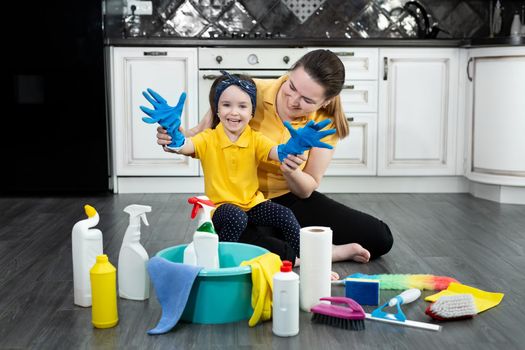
183, 196, 220, 269
118, 204, 152, 300
72, 204, 103, 307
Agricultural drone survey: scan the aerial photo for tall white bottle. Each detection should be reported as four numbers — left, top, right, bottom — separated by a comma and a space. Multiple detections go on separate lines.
118, 204, 152, 300
510, 12, 522, 36
272, 261, 299, 337
72, 204, 103, 307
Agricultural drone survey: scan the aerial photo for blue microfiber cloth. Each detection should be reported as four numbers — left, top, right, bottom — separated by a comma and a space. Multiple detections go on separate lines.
147, 257, 202, 335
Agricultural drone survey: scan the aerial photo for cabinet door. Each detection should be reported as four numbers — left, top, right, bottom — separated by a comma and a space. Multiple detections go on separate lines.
326, 114, 377, 176
378, 49, 459, 176
465, 47, 525, 186
110, 47, 199, 176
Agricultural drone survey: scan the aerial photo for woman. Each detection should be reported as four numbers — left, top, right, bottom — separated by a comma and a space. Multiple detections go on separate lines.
157, 49, 393, 265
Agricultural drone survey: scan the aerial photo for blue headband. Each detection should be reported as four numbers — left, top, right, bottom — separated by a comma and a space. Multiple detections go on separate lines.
214, 70, 257, 115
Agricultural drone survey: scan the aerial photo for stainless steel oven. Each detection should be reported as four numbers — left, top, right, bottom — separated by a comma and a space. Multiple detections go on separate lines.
198, 48, 309, 119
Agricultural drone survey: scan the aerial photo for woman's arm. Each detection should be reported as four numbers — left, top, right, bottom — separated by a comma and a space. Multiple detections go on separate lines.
281, 148, 335, 198
187, 109, 213, 137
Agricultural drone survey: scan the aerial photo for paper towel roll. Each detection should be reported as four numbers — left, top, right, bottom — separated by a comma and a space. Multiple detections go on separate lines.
299, 226, 332, 311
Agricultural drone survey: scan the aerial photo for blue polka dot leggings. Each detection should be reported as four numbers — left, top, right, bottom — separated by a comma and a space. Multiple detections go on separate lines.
212, 200, 301, 257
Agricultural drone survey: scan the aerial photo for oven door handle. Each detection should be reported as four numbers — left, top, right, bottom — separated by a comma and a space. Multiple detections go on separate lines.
202, 74, 283, 80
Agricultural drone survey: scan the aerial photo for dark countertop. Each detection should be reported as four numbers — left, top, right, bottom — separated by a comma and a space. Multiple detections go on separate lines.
105, 37, 525, 48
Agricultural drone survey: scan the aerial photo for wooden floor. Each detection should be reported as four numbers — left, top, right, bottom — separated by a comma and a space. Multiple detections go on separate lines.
1, 193, 524, 349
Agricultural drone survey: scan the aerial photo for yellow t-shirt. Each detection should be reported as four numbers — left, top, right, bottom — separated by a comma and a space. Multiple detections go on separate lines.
191, 123, 276, 211
251, 75, 339, 199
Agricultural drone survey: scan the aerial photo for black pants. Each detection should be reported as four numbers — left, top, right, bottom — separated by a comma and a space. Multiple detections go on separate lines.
239, 191, 393, 264
212, 201, 301, 256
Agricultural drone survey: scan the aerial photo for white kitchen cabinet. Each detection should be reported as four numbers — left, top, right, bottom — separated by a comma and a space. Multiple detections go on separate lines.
109, 47, 199, 176
465, 47, 525, 187
319, 48, 379, 175
377, 48, 459, 176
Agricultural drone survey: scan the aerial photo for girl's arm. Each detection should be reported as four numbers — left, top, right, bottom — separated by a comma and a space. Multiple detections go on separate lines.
165, 138, 195, 156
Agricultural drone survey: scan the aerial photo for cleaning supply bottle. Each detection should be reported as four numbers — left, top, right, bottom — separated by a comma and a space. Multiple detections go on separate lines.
493, 0, 502, 35
272, 260, 299, 337
118, 204, 152, 300
183, 196, 219, 269
193, 221, 219, 269
72, 204, 103, 307
510, 11, 522, 36
90, 254, 119, 328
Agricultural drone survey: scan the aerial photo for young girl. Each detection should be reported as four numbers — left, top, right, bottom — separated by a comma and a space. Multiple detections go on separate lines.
141, 71, 335, 259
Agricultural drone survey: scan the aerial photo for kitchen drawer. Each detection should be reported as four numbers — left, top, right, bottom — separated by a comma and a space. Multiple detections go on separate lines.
340, 81, 378, 113
311, 48, 379, 80
199, 48, 308, 70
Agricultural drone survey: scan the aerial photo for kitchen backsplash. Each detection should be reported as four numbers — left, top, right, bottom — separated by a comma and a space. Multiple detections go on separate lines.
106, 0, 525, 39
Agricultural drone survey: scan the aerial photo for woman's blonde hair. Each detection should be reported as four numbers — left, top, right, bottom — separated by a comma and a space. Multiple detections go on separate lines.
291, 49, 349, 139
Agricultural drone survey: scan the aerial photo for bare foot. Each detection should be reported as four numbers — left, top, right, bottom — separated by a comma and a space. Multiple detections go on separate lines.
332, 243, 371, 263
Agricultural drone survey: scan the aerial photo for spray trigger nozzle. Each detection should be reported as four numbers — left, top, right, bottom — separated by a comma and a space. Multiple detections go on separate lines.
141, 213, 149, 226
123, 204, 152, 226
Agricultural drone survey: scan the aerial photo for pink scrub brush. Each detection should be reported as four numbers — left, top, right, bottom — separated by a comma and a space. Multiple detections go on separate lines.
311, 297, 366, 331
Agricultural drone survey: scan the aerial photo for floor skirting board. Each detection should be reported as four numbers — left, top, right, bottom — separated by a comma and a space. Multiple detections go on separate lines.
469, 182, 525, 205
114, 176, 525, 205
115, 176, 470, 194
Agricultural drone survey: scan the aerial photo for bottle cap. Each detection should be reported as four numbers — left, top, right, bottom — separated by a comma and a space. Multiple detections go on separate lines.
96, 254, 109, 263
281, 260, 293, 272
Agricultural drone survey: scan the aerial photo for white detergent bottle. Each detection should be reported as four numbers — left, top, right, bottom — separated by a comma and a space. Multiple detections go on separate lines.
183, 196, 219, 269
72, 204, 103, 307
273, 260, 299, 337
118, 204, 152, 300
193, 222, 219, 269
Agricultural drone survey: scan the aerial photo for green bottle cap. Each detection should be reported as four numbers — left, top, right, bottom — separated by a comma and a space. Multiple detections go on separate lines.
197, 221, 216, 234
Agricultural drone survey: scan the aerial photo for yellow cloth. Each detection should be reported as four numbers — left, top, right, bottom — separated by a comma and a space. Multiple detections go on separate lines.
191, 123, 275, 211
240, 252, 282, 327
251, 76, 339, 199
425, 282, 504, 313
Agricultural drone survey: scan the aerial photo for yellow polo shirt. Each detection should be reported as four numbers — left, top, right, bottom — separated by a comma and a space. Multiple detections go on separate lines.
191, 123, 276, 211
251, 75, 339, 199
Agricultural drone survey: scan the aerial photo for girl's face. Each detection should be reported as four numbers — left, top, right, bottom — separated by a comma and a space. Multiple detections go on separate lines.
217, 85, 253, 138
277, 66, 328, 121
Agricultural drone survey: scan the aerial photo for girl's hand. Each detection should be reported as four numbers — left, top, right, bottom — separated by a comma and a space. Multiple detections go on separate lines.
280, 154, 307, 174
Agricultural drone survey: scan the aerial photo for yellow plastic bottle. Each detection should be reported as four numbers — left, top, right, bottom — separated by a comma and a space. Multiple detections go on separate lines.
90, 254, 119, 328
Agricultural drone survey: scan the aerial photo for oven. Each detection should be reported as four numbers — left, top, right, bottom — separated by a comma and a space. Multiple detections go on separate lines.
197, 48, 309, 119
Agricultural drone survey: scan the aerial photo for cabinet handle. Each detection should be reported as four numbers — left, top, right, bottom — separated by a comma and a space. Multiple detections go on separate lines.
202, 74, 281, 80
467, 57, 473, 82
343, 84, 354, 89
383, 57, 388, 80
334, 51, 355, 57
346, 117, 354, 122
143, 51, 168, 56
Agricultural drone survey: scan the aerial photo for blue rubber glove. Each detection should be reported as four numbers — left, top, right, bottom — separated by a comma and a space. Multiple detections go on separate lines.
277, 119, 337, 162
140, 88, 186, 148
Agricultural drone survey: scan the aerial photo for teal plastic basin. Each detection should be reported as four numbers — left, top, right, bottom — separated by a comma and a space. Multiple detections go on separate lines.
156, 242, 268, 324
